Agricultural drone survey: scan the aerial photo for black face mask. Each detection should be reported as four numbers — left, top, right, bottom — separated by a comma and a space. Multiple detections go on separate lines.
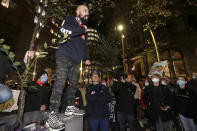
81, 18, 88, 24
79, 14, 88, 24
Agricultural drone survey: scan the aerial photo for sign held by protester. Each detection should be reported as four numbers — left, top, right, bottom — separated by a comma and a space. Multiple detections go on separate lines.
149, 61, 168, 76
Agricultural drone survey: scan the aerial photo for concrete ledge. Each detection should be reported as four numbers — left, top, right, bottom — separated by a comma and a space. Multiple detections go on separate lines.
61, 114, 83, 131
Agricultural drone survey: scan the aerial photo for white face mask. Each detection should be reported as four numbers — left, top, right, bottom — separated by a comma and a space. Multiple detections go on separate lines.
161, 80, 166, 85
102, 82, 107, 86
152, 78, 160, 83
145, 82, 149, 86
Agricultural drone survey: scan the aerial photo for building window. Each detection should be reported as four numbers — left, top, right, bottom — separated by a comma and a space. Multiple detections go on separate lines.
1, 0, 10, 8
161, 50, 186, 77
50, 29, 54, 34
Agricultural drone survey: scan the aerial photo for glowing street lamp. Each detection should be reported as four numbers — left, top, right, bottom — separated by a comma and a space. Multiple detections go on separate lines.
118, 25, 124, 32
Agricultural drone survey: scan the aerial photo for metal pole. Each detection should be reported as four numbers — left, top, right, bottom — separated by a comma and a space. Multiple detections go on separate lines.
121, 32, 125, 73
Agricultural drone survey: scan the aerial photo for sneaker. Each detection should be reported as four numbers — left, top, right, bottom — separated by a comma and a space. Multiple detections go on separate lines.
65, 106, 85, 116
46, 111, 65, 131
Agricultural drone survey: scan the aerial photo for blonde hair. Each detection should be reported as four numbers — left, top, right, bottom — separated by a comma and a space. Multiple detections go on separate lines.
151, 74, 161, 79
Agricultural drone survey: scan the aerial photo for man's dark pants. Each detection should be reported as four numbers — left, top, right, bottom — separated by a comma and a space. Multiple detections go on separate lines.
50, 57, 79, 112
88, 117, 109, 131
117, 111, 135, 131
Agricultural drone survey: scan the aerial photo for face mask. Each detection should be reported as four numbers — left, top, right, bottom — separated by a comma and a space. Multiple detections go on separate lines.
152, 78, 159, 83
177, 80, 185, 86
41, 75, 48, 83
145, 82, 149, 86
79, 14, 88, 24
161, 80, 166, 85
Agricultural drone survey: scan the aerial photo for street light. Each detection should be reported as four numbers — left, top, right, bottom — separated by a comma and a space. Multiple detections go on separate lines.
118, 25, 124, 32
117, 24, 126, 73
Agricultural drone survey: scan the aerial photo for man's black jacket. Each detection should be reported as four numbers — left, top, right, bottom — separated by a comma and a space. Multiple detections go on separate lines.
56, 16, 89, 64
111, 81, 136, 114
0, 51, 25, 83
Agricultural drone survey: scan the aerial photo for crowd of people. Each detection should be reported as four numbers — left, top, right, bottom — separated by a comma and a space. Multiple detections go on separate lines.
99, 72, 197, 131
1, 54, 197, 131
82, 70, 197, 131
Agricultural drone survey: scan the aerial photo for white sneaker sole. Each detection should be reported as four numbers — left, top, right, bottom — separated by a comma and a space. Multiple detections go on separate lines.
64, 112, 84, 116
64, 112, 73, 116
45, 121, 65, 131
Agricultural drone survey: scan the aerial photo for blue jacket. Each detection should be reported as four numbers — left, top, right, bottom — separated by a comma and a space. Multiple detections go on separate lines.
56, 16, 89, 64
86, 84, 112, 118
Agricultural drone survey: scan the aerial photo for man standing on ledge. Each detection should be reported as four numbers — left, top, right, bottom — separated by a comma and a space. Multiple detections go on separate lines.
47, 5, 91, 130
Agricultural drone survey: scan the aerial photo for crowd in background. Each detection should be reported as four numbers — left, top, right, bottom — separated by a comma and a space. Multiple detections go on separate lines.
1, 69, 197, 131
103, 72, 197, 131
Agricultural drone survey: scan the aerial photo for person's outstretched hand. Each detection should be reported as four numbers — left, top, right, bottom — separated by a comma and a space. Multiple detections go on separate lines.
24, 51, 35, 64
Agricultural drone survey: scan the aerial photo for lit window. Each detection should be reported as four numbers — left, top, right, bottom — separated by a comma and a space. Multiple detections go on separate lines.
50, 29, 54, 34
1, 0, 10, 8
36, 5, 41, 13
36, 33, 40, 39
52, 18, 55, 24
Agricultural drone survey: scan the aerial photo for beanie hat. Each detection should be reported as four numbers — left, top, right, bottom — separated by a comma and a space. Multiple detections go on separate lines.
35, 70, 47, 80
90, 70, 100, 77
